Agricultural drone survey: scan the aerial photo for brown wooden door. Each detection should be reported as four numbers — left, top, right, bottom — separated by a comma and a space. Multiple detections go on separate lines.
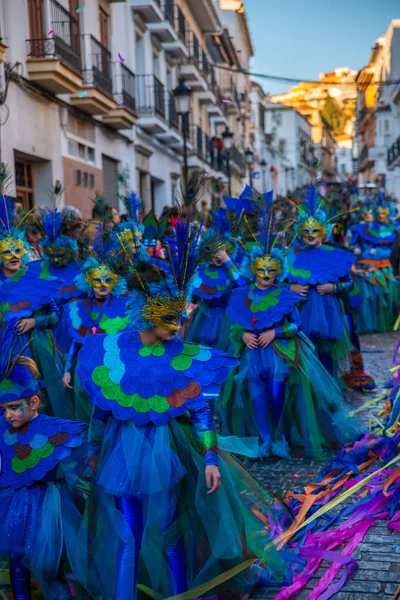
69, 0, 81, 55
99, 6, 109, 49
15, 160, 34, 210
27, 0, 44, 40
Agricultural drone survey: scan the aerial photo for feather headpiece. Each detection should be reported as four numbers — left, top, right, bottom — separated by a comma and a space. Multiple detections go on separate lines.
0, 170, 31, 265
0, 318, 43, 403
39, 208, 78, 264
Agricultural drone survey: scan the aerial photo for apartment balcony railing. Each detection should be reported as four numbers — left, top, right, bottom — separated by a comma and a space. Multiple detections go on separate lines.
137, 74, 165, 118
388, 136, 400, 168
114, 62, 137, 114
26, 0, 81, 75
230, 145, 246, 173
190, 126, 228, 174
81, 34, 112, 97
168, 91, 179, 129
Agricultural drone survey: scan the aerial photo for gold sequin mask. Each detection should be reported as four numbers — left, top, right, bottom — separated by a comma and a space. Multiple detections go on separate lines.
251, 256, 282, 280
140, 292, 187, 332
86, 264, 118, 289
44, 244, 75, 266
0, 237, 27, 262
375, 207, 390, 222
298, 217, 327, 239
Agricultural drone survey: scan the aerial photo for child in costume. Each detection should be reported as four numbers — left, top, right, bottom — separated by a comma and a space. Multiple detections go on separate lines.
350, 190, 398, 334
219, 201, 361, 459
62, 251, 129, 423
286, 186, 355, 378
0, 321, 86, 600
186, 208, 245, 351
77, 223, 290, 599
0, 194, 74, 419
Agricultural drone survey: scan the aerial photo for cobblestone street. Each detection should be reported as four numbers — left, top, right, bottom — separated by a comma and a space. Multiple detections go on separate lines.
245, 331, 400, 600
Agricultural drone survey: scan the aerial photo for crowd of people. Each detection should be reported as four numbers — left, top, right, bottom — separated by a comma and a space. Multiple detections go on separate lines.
0, 170, 399, 600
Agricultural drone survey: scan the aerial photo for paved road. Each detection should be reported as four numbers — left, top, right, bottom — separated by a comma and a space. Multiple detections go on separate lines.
246, 331, 400, 600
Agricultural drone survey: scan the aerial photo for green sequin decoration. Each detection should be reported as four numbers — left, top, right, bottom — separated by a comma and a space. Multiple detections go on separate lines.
199, 431, 218, 451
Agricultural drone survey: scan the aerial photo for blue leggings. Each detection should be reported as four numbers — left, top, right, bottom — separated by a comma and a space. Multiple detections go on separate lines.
10, 554, 31, 600
249, 377, 286, 444
115, 496, 187, 599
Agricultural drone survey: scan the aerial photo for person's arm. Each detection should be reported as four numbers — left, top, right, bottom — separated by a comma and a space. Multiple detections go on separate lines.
189, 403, 218, 466
333, 272, 354, 294
274, 308, 301, 338
34, 300, 60, 330
225, 259, 246, 287
64, 340, 82, 374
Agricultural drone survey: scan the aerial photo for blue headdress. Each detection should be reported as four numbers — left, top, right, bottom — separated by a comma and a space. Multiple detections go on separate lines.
0, 319, 43, 403
373, 189, 396, 220
114, 191, 145, 252
291, 185, 332, 239
40, 208, 78, 263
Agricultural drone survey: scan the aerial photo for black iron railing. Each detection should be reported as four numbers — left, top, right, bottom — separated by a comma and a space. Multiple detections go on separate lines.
168, 92, 178, 129
163, 0, 175, 26
388, 136, 400, 167
137, 74, 165, 118
81, 35, 112, 96
26, 0, 81, 74
176, 7, 187, 44
230, 145, 246, 173
190, 126, 227, 173
114, 62, 137, 113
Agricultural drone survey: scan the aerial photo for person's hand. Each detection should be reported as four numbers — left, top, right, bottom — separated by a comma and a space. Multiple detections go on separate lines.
62, 372, 73, 389
205, 465, 221, 494
370, 248, 377, 255
89, 454, 99, 473
242, 332, 258, 349
290, 283, 309, 297
354, 247, 362, 255
258, 329, 276, 348
215, 249, 230, 264
14, 317, 36, 335
316, 283, 334, 295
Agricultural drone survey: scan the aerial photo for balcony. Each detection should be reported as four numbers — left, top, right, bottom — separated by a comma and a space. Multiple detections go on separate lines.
137, 74, 169, 134
103, 63, 138, 130
131, 0, 164, 22
189, 125, 228, 176
180, 35, 210, 91
70, 35, 116, 115
388, 136, 400, 169
26, 0, 82, 94
157, 92, 185, 147
160, 7, 190, 59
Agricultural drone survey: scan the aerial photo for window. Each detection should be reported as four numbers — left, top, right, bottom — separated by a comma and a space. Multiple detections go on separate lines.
88, 147, 95, 163
83, 172, 89, 188
90, 174, 95, 188
384, 119, 390, 133
78, 143, 86, 159
99, 6, 109, 49
76, 170, 82, 185
68, 139, 96, 163
153, 52, 160, 78
68, 139, 78, 157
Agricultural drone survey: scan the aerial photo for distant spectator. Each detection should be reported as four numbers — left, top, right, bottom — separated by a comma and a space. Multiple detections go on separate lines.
26, 226, 43, 262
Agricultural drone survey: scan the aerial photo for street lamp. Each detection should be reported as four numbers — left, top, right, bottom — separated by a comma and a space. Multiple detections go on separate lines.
260, 158, 267, 191
173, 79, 192, 185
222, 126, 234, 196
245, 147, 254, 188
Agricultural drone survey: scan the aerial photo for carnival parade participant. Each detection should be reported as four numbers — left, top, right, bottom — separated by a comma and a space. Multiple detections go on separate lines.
62, 243, 130, 423
219, 198, 361, 459
0, 193, 74, 419
186, 208, 246, 351
350, 190, 398, 334
0, 319, 87, 600
286, 185, 355, 379
77, 221, 290, 600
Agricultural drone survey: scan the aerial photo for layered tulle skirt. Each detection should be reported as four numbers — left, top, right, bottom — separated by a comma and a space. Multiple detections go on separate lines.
86, 416, 291, 599
353, 269, 398, 334
219, 333, 361, 460
185, 302, 232, 352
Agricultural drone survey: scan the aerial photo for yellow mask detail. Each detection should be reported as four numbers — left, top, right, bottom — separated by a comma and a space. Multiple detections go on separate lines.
298, 216, 327, 239
118, 227, 142, 251
0, 236, 27, 262
250, 255, 282, 280
140, 292, 187, 332
86, 264, 118, 289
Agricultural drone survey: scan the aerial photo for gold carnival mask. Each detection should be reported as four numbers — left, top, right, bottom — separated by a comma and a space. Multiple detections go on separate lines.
140, 292, 187, 332
298, 216, 327, 239
250, 255, 282, 280
375, 207, 390, 222
86, 264, 118, 289
0, 236, 27, 262
44, 244, 75, 266
118, 227, 142, 252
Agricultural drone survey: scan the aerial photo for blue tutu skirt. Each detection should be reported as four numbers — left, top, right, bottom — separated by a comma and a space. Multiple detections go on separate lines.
185, 303, 231, 351
88, 416, 291, 599
354, 274, 398, 334
300, 288, 346, 341
0, 482, 84, 596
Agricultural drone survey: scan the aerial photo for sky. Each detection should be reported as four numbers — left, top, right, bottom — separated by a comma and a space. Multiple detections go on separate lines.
245, 0, 400, 95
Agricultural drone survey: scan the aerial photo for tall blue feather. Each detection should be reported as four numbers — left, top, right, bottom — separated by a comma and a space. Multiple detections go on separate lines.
0, 319, 19, 383
124, 191, 141, 223
41, 209, 63, 242
0, 194, 15, 235
305, 185, 318, 215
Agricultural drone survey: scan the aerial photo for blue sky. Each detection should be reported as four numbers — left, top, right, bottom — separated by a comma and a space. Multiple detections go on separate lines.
245, 0, 400, 95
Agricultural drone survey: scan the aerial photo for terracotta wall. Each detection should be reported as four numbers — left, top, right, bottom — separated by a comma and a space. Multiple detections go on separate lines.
63, 157, 104, 220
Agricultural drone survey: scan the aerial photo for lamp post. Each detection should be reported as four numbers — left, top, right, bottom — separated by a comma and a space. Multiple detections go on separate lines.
222, 126, 234, 196
260, 158, 267, 191
173, 79, 192, 185
245, 147, 254, 188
